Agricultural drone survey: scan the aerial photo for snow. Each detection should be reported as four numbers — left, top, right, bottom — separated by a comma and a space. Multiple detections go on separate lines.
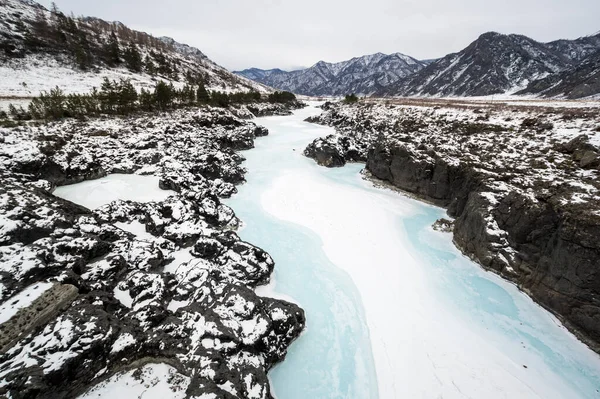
0, 55, 162, 97
109, 333, 136, 354
254, 279, 298, 304
0, 243, 45, 280
163, 247, 196, 274
0, 281, 53, 324
114, 221, 154, 241
113, 285, 133, 308
78, 363, 190, 399
53, 174, 174, 210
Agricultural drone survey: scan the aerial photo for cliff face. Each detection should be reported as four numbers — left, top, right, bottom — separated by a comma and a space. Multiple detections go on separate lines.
306, 100, 600, 350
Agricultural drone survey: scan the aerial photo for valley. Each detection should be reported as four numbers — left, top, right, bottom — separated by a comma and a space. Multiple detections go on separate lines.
1, 0, 600, 398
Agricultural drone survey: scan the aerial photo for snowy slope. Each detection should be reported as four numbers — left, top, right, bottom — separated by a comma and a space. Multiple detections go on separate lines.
0, 0, 270, 96
518, 49, 600, 99
235, 52, 427, 96
379, 31, 600, 98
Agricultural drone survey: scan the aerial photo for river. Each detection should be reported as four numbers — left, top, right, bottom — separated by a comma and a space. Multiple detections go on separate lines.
225, 103, 600, 398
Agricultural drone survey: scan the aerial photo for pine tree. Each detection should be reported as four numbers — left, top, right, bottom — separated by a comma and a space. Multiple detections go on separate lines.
99, 78, 118, 113
74, 44, 91, 70
124, 42, 142, 72
211, 91, 230, 107
139, 88, 154, 111
144, 55, 156, 76
154, 81, 174, 110
25, 9, 49, 49
74, 29, 93, 70
196, 83, 210, 103
116, 79, 138, 114
343, 94, 359, 104
104, 31, 121, 66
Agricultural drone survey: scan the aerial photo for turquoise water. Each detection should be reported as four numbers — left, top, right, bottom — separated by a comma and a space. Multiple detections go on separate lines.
225, 104, 600, 398
225, 110, 379, 398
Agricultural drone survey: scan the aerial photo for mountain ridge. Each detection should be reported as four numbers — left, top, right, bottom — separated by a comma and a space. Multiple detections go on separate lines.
0, 0, 269, 97
234, 51, 427, 96
377, 30, 600, 98
237, 30, 600, 99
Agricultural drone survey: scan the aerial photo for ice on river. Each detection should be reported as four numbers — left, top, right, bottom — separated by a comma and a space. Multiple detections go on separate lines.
53, 174, 173, 209
262, 168, 594, 398
229, 103, 600, 398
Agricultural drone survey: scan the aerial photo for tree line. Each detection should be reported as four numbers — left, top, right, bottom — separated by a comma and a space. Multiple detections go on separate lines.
17, 2, 191, 81
1, 79, 297, 122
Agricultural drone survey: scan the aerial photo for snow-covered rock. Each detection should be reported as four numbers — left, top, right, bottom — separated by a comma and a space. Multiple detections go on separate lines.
0, 104, 305, 398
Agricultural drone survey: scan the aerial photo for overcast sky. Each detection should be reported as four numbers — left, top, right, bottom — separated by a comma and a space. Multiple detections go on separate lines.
39, 0, 600, 71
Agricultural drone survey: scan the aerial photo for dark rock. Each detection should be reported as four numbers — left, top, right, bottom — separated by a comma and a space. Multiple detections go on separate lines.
304, 136, 347, 167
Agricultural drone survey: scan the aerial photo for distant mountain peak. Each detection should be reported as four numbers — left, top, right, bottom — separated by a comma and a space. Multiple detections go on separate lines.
235, 52, 426, 96
479, 31, 505, 39
237, 28, 600, 99
377, 29, 600, 98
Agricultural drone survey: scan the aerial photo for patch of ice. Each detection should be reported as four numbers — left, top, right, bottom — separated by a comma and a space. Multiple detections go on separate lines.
113, 285, 133, 308
53, 174, 174, 210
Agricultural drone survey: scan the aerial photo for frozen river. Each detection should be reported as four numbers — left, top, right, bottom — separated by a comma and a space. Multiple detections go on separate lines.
225, 103, 600, 398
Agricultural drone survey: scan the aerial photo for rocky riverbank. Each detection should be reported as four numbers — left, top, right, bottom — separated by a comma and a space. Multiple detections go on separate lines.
305, 100, 600, 352
0, 102, 305, 398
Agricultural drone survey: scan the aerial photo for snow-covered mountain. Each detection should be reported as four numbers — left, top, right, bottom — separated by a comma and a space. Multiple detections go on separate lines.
0, 0, 268, 97
517, 49, 600, 99
378, 31, 600, 98
235, 52, 427, 96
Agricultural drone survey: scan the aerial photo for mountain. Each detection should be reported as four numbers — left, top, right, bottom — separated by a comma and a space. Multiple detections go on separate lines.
517, 49, 600, 99
378, 31, 600, 98
546, 32, 600, 63
235, 52, 427, 96
0, 0, 267, 97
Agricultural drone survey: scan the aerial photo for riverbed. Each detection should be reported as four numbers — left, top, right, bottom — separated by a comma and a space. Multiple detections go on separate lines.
226, 103, 600, 398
